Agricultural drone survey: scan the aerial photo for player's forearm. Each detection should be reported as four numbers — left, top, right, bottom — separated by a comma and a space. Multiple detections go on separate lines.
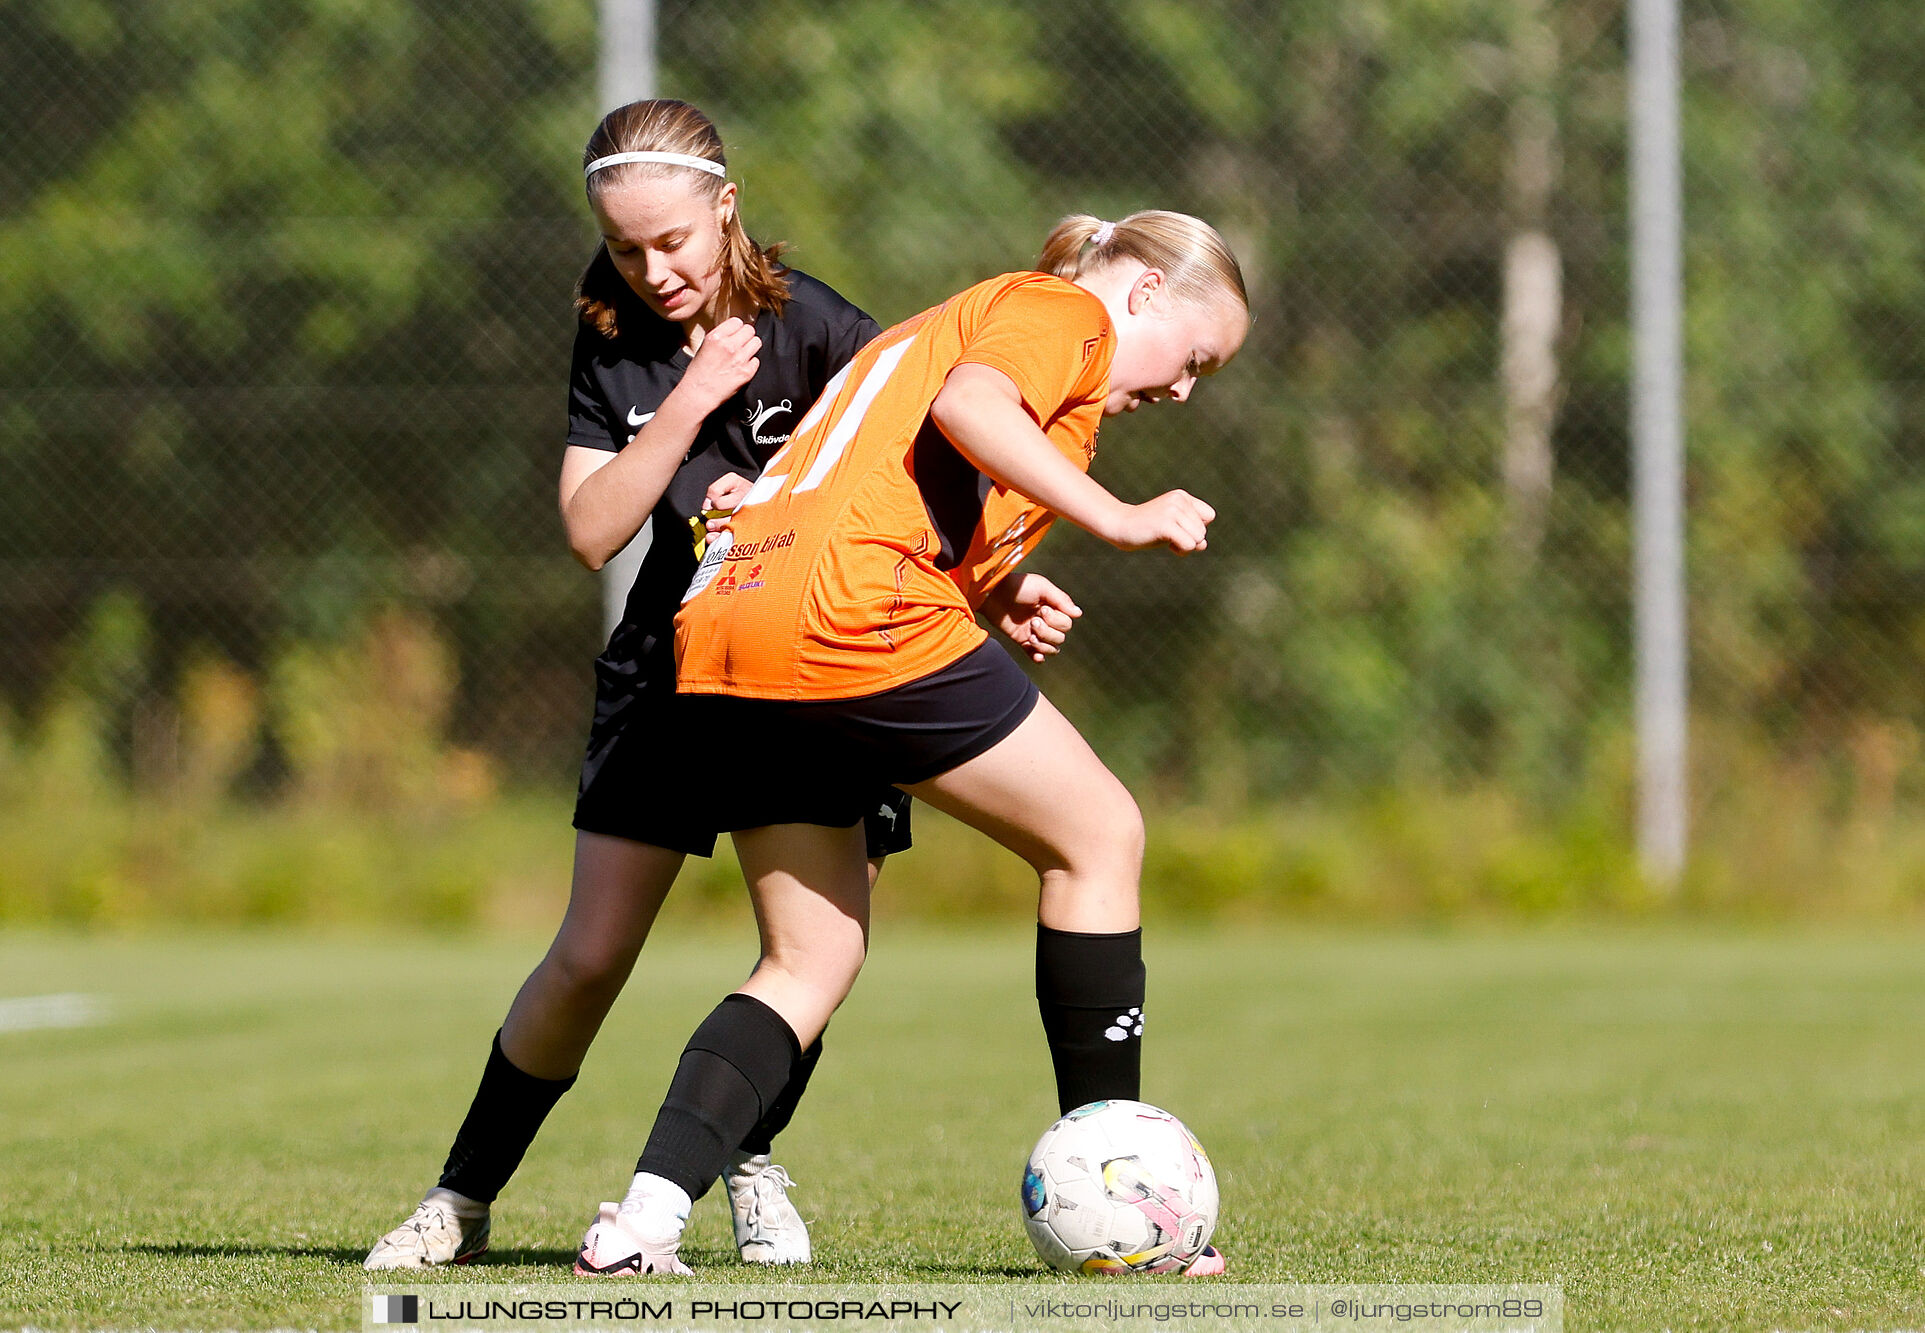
929, 377, 1131, 543
562, 398, 708, 569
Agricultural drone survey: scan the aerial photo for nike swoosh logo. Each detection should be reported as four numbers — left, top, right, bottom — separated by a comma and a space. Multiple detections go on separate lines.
627, 407, 655, 428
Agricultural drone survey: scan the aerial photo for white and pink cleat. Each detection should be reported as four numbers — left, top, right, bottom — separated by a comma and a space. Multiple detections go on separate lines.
574, 1199, 691, 1277
1182, 1245, 1226, 1277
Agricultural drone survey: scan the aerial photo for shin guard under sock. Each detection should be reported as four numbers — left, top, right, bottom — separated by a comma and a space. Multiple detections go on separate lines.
635, 993, 802, 1201
738, 1033, 823, 1156
1035, 924, 1146, 1115
438, 1031, 578, 1203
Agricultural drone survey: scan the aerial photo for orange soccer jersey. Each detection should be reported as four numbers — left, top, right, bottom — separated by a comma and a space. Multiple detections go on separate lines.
674, 271, 1114, 701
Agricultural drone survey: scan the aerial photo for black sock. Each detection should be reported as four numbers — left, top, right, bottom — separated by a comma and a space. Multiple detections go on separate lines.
738, 1033, 823, 1156
437, 1031, 577, 1203
1035, 924, 1145, 1115
636, 993, 801, 1201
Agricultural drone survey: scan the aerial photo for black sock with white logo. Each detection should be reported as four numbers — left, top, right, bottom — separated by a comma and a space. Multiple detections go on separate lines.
636, 993, 802, 1200
738, 1032, 823, 1156
437, 1031, 577, 1203
1036, 924, 1146, 1115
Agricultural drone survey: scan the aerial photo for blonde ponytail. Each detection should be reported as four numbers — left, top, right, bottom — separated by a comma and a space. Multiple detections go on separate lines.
1038, 214, 1111, 281
1038, 210, 1248, 314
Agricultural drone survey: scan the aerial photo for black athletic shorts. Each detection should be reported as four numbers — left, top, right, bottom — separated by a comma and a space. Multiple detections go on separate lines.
682, 637, 1042, 835
573, 636, 913, 858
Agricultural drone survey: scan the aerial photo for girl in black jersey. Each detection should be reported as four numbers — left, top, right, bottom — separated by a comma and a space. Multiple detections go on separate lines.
364, 98, 1085, 1273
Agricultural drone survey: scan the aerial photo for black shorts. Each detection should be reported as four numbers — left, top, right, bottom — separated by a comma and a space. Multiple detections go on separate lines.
573, 641, 913, 858
683, 638, 1041, 834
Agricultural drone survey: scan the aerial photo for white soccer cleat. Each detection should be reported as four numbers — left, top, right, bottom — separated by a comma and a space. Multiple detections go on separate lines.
724, 1151, 811, 1264
574, 1201, 692, 1277
363, 1188, 491, 1270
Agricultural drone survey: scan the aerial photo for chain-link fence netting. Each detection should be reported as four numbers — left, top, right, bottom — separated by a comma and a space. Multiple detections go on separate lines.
5, 0, 1924, 910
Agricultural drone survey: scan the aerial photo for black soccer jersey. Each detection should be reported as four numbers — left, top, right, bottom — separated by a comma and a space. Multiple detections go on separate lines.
565, 269, 881, 666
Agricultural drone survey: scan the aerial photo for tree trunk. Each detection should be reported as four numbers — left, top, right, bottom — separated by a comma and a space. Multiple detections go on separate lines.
1501, 0, 1563, 566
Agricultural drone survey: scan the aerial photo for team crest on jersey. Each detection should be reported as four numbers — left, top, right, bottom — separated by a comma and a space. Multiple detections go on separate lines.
745, 398, 793, 447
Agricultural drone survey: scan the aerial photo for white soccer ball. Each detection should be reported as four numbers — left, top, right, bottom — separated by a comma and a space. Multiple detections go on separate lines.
1020, 1099, 1218, 1275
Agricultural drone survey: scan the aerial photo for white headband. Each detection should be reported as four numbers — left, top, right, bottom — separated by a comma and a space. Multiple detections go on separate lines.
585, 151, 727, 180
1093, 220, 1116, 246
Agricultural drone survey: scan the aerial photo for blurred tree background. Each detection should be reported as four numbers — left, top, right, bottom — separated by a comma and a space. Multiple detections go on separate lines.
4, 0, 1924, 921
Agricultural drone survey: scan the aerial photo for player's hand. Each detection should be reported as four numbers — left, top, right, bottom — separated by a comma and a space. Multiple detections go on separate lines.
985, 572, 1082, 663
1104, 490, 1215, 553
703, 472, 753, 533
678, 317, 761, 415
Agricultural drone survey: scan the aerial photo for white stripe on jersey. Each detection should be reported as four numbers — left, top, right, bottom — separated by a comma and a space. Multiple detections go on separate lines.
793, 337, 918, 495
736, 361, 853, 510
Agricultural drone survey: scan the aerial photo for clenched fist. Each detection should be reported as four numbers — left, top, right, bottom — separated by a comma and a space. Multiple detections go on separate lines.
677, 317, 761, 416
1103, 489, 1216, 553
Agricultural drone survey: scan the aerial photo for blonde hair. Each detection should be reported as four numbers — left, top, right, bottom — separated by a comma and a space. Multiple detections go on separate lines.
1038, 211, 1248, 315
575, 99, 790, 338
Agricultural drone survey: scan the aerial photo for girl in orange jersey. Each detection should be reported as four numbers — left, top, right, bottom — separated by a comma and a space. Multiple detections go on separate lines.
573, 212, 1247, 1277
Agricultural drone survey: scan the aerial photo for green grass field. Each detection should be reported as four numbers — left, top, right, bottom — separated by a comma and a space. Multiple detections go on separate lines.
2, 923, 1923, 1331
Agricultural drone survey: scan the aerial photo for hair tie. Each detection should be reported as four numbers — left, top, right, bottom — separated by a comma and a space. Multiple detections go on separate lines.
1092, 220, 1116, 247
585, 151, 727, 180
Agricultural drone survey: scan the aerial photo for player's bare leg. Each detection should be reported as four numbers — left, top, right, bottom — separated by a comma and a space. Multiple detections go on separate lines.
910, 695, 1222, 1268
501, 832, 685, 1077
905, 693, 1143, 935
581, 823, 871, 1276
910, 692, 1154, 1117
369, 834, 684, 1270
717, 826, 876, 1265
718, 848, 884, 1264
731, 822, 874, 1047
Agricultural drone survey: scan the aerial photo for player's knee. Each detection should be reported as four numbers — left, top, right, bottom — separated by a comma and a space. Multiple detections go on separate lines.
1065, 788, 1144, 880
818, 935, 869, 992
1109, 793, 1146, 869
1016, 788, 1143, 883
761, 934, 867, 997
542, 936, 638, 1004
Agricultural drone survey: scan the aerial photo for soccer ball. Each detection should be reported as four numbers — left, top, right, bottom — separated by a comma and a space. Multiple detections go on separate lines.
1020, 1099, 1218, 1275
